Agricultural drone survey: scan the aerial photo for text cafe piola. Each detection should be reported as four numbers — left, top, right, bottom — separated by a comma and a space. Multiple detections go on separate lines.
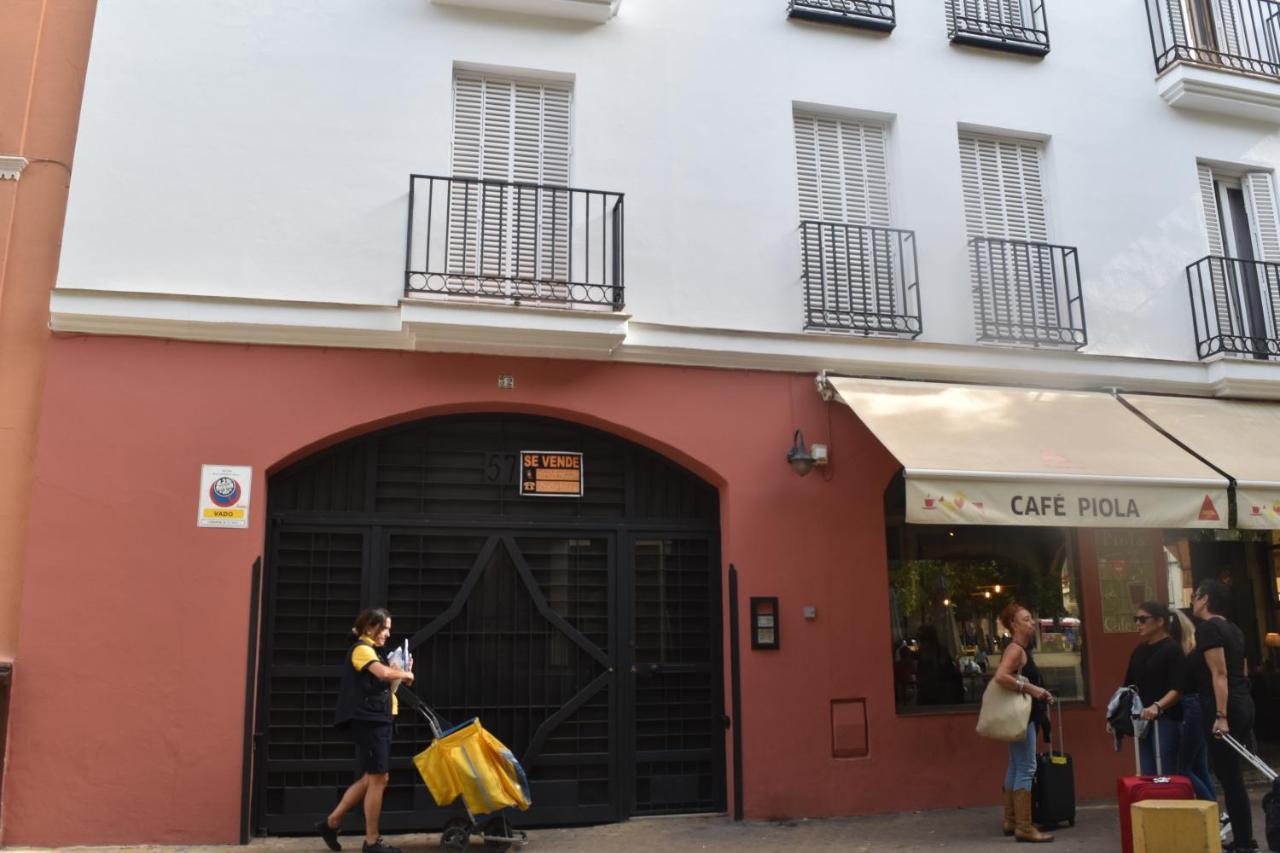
521, 451, 584, 498
906, 480, 1225, 528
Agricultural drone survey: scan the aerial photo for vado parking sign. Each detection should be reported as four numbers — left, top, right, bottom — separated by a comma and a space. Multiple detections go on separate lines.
198, 464, 252, 528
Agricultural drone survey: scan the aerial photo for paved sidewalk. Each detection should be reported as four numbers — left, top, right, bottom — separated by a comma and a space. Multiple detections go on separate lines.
6, 794, 1268, 853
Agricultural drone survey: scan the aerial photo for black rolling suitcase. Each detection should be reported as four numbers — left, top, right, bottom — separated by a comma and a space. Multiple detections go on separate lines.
1033, 698, 1076, 828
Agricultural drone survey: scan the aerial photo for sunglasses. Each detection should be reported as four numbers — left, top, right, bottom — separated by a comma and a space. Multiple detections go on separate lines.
1134, 615, 1152, 624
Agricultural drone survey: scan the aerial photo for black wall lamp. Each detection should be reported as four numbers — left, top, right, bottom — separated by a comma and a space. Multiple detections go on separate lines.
787, 429, 829, 477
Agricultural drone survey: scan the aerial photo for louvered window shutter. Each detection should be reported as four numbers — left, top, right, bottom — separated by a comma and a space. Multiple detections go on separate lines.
1197, 164, 1234, 337
947, 0, 1027, 33
448, 73, 573, 285
793, 113, 889, 225
1245, 170, 1280, 336
959, 132, 1052, 338
794, 112, 895, 327
957, 133, 1047, 241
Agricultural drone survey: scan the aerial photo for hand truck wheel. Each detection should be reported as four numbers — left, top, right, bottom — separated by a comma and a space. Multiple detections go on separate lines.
441, 816, 472, 853
482, 815, 513, 852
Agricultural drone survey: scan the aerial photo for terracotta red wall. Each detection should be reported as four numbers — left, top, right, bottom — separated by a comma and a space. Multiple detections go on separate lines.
7, 334, 1141, 845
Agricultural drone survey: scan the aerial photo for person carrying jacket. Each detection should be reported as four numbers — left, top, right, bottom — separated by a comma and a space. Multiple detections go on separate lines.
1124, 600, 1186, 776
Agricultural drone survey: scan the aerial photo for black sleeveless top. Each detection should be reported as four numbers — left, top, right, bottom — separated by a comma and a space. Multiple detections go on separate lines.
1016, 641, 1051, 739
334, 640, 393, 728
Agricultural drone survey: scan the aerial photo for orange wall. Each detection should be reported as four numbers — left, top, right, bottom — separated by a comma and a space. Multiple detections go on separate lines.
10, 334, 1145, 844
0, 0, 96, 666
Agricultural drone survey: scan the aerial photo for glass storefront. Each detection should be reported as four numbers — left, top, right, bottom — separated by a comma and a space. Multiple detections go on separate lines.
886, 520, 1085, 713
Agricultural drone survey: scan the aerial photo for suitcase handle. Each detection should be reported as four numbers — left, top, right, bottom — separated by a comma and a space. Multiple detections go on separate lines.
1129, 715, 1162, 775
1048, 690, 1065, 755
1220, 732, 1279, 782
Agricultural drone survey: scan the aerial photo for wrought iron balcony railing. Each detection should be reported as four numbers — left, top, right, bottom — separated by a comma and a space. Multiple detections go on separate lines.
787, 0, 896, 32
1146, 0, 1280, 79
1187, 255, 1280, 359
405, 174, 624, 310
969, 237, 1086, 348
948, 0, 1050, 55
801, 221, 922, 337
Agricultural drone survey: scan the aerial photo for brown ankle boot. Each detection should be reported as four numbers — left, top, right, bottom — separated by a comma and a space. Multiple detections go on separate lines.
1013, 790, 1053, 843
1002, 789, 1016, 836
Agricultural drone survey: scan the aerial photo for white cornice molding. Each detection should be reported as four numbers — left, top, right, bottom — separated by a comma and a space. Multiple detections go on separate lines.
1157, 63, 1280, 124
0, 156, 29, 181
431, 0, 620, 23
401, 298, 629, 357
45, 288, 1280, 400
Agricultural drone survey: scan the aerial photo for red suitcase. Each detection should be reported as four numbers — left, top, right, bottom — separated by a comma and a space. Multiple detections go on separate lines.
1117, 719, 1196, 853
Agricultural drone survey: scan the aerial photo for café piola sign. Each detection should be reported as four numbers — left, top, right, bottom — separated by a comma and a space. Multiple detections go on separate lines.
904, 479, 1227, 528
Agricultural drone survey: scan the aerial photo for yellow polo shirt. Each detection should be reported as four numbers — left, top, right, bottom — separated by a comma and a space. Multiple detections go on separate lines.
351, 639, 398, 716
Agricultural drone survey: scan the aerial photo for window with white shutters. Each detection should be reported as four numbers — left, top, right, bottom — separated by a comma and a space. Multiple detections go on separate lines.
406, 72, 622, 309
958, 131, 1085, 348
448, 73, 573, 286
957, 132, 1047, 243
787, 0, 897, 33
1191, 163, 1280, 357
794, 111, 921, 337
946, 0, 1051, 56
793, 113, 890, 227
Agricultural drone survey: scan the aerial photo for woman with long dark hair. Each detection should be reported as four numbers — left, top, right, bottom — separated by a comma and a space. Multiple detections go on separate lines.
1124, 600, 1185, 775
1190, 580, 1257, 853
316, 608, 416, 853
991, 601, 1055, 843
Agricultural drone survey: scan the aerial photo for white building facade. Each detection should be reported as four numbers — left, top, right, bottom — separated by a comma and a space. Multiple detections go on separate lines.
10, 0, 1280, 845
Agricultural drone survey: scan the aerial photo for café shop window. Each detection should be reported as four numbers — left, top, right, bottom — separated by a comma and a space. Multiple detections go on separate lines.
887, 513, 1085, 713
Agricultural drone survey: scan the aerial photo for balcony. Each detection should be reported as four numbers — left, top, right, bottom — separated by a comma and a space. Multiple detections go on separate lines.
800, 221, 922, 337
969, 237, 1086, 348
405, 174, 624, 311
1188, 255, 1280, 359
1146, 0, 1280, 121
947, 0, 1050, 56
787, 0, 896, 33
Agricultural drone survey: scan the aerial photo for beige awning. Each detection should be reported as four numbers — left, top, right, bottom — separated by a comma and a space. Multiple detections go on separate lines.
827, 377, 1229, 528
1122, 394, 1280, 530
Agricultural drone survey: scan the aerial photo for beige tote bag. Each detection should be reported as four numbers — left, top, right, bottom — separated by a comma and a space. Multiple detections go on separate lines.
975, 677, 1032, 742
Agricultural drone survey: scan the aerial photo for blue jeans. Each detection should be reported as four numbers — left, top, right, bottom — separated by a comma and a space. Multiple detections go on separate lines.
1177, 696, 1216, 801
1004, 722, 1037, 792
1138, 716, 1180, 776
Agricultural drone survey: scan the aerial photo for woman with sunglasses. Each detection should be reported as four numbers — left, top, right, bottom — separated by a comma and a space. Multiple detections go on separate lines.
1123, 601, 1186, 776
1190, 580, 1257, 853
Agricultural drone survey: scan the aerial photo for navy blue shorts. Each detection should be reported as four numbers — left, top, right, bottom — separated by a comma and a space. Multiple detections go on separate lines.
350, 720, 392, 775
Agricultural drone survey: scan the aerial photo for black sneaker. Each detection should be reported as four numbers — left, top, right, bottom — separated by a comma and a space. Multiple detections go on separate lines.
361, 838, 400, 853
315, 819, 341, 852
1225, 842, 1260, 853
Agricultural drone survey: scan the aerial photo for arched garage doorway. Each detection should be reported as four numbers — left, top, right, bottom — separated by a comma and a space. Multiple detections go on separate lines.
253, 413, 724, 834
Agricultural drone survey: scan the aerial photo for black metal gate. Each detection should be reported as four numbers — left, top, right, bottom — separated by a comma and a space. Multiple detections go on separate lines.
254, 414, 723, 834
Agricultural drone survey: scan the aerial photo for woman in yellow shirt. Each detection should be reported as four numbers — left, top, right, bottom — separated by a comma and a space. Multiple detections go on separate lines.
317, 608, 414, 853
